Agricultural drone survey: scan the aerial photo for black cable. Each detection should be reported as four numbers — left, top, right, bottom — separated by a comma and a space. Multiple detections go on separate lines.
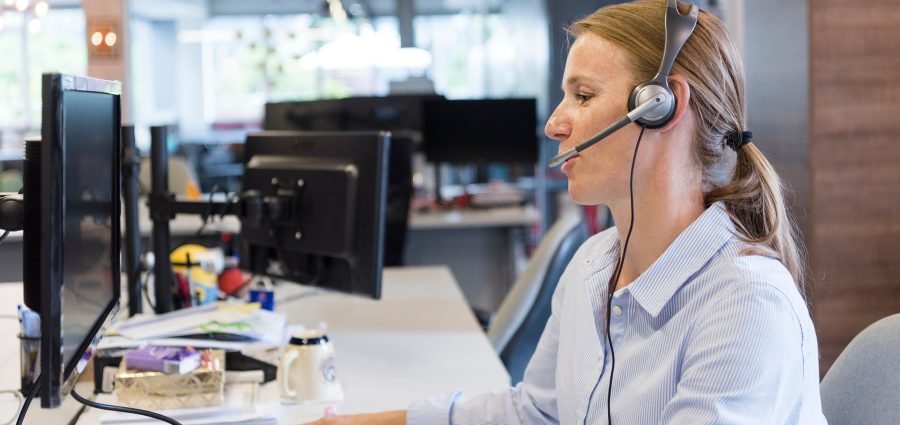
175, 185, 228, 252
0, 230, 9, 246
604, 127, 644, 425
65, 404, 88, 425
142, 269, 157, 311
70, 388, 182, 425
16, 376, 41, 425
220, 191, 241, 221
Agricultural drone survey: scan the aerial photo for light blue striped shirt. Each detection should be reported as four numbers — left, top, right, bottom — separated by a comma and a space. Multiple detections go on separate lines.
408, 202, 827, 424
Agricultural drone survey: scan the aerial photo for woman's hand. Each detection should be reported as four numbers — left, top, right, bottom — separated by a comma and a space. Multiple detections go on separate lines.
302, 410, 406, 425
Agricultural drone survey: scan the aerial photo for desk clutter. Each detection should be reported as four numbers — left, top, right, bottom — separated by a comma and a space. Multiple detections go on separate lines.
114, 349, 225, 410
93, 346, 275, 424
87, 299, 342, 424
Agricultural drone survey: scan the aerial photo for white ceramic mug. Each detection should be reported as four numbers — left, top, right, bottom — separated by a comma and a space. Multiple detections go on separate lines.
278, 330, 344, 404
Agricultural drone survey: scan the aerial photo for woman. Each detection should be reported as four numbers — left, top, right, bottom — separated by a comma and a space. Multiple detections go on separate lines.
308, 1, 826, 423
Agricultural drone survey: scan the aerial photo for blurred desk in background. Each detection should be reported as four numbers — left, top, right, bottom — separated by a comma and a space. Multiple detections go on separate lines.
405, 205, 540, 313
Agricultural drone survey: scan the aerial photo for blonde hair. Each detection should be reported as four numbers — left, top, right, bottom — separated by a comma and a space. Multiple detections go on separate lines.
569, 0, 807, 294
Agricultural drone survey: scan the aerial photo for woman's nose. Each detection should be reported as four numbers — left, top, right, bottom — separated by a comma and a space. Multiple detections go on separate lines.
544, 110, 571, 143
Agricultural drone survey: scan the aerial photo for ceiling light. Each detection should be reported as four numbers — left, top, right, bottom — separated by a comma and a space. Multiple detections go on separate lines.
15, 0, 28, 12
105, 32, 117, 47
34, 1, 48, 17
91, 31, 103, 46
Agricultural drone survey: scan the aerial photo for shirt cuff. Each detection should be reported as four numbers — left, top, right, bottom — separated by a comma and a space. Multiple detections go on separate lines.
407, 390, 464, 425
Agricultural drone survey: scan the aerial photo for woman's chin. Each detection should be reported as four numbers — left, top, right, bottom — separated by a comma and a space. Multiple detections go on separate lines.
567, 185, 594, 205
567, 181, 611, 206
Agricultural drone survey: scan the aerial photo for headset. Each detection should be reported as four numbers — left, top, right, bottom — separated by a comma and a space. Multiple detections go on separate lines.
548, 0, 698, 168
547, 2, 699, 424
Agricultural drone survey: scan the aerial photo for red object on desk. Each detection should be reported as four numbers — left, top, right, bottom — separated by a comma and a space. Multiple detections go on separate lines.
218, 268, 252, 296
175, 272, 192, 307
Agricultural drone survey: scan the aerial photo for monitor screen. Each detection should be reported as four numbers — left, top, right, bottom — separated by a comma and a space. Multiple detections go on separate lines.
31, 73, 121, 408
422, 98, 538, 164
239, 131, 389, 299
60, 90, 118, 368
264, 95, 442, 134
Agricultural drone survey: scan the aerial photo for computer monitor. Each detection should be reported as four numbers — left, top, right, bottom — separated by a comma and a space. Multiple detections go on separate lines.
22, 73, 122, 408
239, 131, 389, 299
422, 98, 539, 164
264, 98, 416, 266
263, 95, 442, 133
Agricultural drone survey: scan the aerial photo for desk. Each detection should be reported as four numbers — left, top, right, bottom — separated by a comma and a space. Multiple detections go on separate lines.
405, 206, 539, 313
0, 266, 510, 424
408, 205, 539, 230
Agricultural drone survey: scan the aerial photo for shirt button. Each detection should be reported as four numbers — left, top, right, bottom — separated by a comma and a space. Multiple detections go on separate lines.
612, 305, 623, 316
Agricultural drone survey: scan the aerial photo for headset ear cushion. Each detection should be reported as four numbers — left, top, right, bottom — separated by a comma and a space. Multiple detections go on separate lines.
628, 81, 676, 129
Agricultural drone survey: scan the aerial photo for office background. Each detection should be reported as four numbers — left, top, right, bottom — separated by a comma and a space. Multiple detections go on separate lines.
0, 0, 898, 377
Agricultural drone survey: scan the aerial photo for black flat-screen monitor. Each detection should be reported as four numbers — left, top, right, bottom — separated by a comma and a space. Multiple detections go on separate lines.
422, 98, 538, 164
239, 131, 389, 299
24, 73, 121, 408
263, 98, 416, 266
264, 95, 442, 133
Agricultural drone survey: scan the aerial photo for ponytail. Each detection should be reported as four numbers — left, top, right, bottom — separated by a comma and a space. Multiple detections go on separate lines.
706, 144, 807, 297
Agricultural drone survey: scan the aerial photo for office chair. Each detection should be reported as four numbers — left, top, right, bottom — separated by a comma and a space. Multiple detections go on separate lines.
820, 313, 900, 425
485, 209, 589, 384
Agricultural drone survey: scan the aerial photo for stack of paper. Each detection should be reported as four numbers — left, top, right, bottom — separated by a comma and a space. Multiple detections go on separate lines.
100, 302, 287, 351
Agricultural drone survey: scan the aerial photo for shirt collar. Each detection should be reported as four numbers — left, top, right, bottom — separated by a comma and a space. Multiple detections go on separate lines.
622, 202, 736, 317
583, 229, 621, 276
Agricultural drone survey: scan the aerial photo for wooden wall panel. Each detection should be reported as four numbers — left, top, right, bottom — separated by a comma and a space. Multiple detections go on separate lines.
809, 1, 900, 375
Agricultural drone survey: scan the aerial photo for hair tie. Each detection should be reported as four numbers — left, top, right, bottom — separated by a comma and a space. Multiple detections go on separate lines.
724, 131, 752, 151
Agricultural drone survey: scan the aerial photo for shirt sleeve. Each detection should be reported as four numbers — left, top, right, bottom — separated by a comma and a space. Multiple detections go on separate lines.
660, 282, 807, 425
406, 256, 575, 425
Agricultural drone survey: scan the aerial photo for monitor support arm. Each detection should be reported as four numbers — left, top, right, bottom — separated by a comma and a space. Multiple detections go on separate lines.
140, 126, 295, 314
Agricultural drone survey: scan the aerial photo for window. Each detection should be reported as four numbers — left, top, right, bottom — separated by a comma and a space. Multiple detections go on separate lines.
0, 7, 86, 156
197, 15, 408, 125
414, 3, 547, 102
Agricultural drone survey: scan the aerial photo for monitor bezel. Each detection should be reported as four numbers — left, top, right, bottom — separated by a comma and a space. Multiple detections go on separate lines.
39, 73, 122, 407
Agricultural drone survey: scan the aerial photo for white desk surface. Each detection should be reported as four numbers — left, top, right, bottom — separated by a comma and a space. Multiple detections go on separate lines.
0, 266, 510, 424
409, 205, 539, 230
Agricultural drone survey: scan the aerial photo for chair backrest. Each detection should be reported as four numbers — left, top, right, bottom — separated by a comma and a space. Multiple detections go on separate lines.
820, 313, 900, 425
487, 209, 589, 383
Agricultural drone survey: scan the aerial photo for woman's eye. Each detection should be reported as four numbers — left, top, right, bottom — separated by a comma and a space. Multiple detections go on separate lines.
575, 93, 593, 104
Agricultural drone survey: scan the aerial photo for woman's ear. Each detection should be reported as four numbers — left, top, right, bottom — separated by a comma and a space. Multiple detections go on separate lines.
659, 74, 691, 133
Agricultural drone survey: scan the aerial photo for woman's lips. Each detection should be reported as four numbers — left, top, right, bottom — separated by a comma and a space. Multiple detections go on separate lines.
561, 156, 575, 174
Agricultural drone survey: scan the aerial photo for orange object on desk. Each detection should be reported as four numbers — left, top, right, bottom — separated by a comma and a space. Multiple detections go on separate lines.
218, 268, 252, 296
